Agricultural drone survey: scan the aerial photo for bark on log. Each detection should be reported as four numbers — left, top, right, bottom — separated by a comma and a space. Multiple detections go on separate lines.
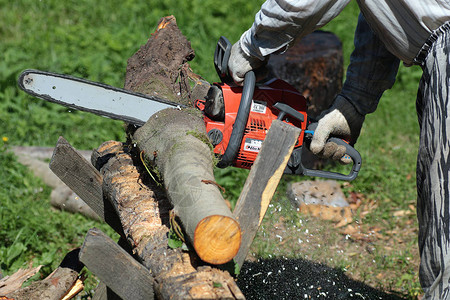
125, 16, 240, 265
92, 141, 244, 299
0, 265, 42, 296
133, 109, 241, 265
124, 15, 195, 105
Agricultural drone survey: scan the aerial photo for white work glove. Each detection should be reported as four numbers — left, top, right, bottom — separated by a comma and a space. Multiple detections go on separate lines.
310, 95, 365, 164
228, 41, 268, 85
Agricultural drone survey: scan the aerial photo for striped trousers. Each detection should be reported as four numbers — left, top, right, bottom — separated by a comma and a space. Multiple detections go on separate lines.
416, 22, 450, 299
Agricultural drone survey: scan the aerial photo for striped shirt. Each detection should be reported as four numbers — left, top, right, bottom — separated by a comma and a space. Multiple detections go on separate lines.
241, 0, 450, 65
240, 0, 450, 115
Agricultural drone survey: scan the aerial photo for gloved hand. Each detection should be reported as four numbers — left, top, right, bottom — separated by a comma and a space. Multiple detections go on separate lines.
228, 41, 268, 85
310, 95, 365, 164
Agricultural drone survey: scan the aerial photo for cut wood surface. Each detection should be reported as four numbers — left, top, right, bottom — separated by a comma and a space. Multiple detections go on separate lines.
233, 120, 301, 269
92, 140, 244, 299
49, 136, 123, 234
79, 228, 154, 300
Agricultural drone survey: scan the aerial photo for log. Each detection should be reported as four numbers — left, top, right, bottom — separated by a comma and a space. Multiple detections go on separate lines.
126, 16, 240, 265
0, 265, 42, 296
92, 140, 244, 299
5, 249, 83, 300
133, 109, 241, 265
233, 120, 301, 269
79, 228, 154, 300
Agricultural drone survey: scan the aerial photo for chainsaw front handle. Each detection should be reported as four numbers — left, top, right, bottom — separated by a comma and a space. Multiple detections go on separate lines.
299, 122, 362, 181
216, 71, 256, 168
301, 137, 362, 181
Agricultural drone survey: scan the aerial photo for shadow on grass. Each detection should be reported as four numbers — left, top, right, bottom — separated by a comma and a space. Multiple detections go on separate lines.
237, 258, 406, 300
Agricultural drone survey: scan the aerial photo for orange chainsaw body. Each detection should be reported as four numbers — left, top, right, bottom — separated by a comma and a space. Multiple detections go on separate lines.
201, 79, 308, 169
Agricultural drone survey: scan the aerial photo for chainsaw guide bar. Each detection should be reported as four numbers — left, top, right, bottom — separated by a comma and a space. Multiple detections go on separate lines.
18, 69, 184, 126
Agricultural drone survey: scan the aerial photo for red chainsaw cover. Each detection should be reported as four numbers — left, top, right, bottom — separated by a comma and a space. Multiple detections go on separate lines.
203, 78, 308, 169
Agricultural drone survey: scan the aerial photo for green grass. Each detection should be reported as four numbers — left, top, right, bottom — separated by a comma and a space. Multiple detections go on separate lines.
0, 0, 423, 298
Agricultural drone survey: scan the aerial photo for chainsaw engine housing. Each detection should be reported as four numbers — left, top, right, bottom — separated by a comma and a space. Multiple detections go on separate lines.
200, 78, 308, 169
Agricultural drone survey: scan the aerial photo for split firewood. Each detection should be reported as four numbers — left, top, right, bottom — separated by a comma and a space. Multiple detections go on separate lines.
4, 249, 83, 300
0, 264, 42, 296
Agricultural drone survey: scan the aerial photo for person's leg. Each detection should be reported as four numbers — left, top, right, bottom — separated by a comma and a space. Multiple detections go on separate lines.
416, 24, 450, 299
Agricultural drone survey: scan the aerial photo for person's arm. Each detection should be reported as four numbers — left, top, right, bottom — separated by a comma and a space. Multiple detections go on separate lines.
229, 0, 350, 84
241, 0, 351, 59
310, 13, 400, 163
341, 13, 400, 115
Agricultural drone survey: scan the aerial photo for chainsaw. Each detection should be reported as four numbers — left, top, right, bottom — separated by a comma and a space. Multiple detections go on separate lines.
18, 36, 361, 181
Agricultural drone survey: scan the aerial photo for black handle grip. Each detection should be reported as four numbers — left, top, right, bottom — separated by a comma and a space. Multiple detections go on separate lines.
214, 36, 233, 83
300, 123, 362, 181
302, 137, 362, 181
214, 36, 257, 168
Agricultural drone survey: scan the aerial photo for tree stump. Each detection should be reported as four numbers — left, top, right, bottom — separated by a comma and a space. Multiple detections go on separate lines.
267, 30, 343, 119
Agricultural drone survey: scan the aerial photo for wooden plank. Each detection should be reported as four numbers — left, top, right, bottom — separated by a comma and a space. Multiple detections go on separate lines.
49, 136, 123, 234
80, 228, 154, 300
233, 120, 301, 269
92, 282, 122, 300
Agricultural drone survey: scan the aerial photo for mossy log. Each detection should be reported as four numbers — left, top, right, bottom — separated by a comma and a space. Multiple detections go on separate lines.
133, 108, 241, 265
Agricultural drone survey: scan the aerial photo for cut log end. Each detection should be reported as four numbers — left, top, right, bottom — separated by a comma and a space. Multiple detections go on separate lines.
194, 215, 241, 265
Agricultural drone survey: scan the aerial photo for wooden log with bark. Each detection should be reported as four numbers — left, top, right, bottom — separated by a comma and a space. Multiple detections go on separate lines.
126, 16, 240, 266
91, 139, 244, 299
83, 15, 242, 299
44, 15, 245, 299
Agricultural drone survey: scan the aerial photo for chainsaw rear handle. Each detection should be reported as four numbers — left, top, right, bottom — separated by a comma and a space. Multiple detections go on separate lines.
214, 36, 233, 84
301, 124, 362, 181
